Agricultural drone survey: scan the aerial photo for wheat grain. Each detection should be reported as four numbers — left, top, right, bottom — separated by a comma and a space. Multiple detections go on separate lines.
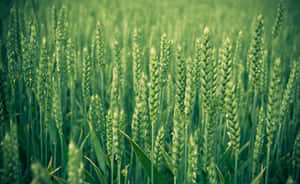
266, 58, 281, 147
154, 125, 165, 170
248, 14, 264, 91
89, 94, 105, 144
67, 141, 84, 184
132, 28, 143, 96
225, 82, 240, 154
2, 121, 21, 184
95, 21, 105, 69
272, 1, 284, 39
187, 134, 198, 184
252, 106, 265, 177
82, 47, 92, 105
219, 37, 233, 111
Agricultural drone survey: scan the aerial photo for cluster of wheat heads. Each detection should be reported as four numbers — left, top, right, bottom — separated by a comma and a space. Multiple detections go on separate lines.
0, 0, 299, 184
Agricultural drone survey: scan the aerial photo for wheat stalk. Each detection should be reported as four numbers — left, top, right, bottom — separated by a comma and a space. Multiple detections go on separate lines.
149, 47, 160, 184
266, 58, 281, 184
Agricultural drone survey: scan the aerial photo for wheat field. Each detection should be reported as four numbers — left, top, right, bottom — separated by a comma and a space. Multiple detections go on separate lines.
0, 0, 299, 183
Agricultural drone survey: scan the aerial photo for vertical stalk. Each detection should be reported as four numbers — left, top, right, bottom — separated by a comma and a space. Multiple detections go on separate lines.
45, 128, 48, 164
45, 94, 48, 165
251, 91, 258, 120
296, 167, 299, 183
128, 150, 134, 181
135, 160, 141, 184
118, 162, 121, 184
60, 135, 64, 169
54, 143, 57, 168
40, 108, 43, 163
184, 120, 188, 184
28, 90, 33, 160
234, 152, 238, 184
124, 165, 128, 184
151, 120, 154, 184
265, 146, 270, 184
70, 80, 74, 136
221, 114, 226, 145
111, 155, 114, 184
100, 70, 105, 104
273, 124, 282, 159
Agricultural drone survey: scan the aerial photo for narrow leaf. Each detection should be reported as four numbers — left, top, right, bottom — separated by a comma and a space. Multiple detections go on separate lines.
251, 167, 265, 184
52, 175, 66, 184
160, 146, 175, 175
120, 130, 168, 184
49, 167, 61, 176
83, 168, 97, 183
239, 141, 250, 154
85, 156, 108, 184
80, 133, 90, 150
88, 121, 106, 172
215, 164, 225, 184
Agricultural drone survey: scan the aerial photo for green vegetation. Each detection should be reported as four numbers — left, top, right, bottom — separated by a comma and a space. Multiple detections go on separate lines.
0, 0, 299, 183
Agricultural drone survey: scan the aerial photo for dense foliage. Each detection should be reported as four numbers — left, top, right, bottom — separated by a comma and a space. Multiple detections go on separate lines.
0, 0, 299, 183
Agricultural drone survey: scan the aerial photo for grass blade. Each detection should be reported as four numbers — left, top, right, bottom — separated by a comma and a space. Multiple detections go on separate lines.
161, 146, 175, 175
88, 121, 106, 172
85, 156, 108, 184
120, 130, 168, 184
251, 167, 266, 184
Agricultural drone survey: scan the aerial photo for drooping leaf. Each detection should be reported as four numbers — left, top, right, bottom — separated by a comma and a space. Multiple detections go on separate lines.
239, 141, 250, 154
215, 164, 225, 184
52, 175, 66, 184
79, 133, 90, 150
160, 146, 175, 175
88, 121, 106, 172
120, 130, 168, 184
251, 167, 265, 184
85, 156, 108, 184
83, 168, 97, 183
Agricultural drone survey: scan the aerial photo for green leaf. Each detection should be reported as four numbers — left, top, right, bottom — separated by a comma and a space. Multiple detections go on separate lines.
215, 164, 224, 184
120, 130, 168, 184
88, 121, 106, 172
84, 156, 108, 184
83, 168, 97, 183
160, 146, 175, 175
239, 141, 250, 154
80, 133, 90, 150
250, 167, 265, 184
52, 175, 66, 184
49, 167, 61, 176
